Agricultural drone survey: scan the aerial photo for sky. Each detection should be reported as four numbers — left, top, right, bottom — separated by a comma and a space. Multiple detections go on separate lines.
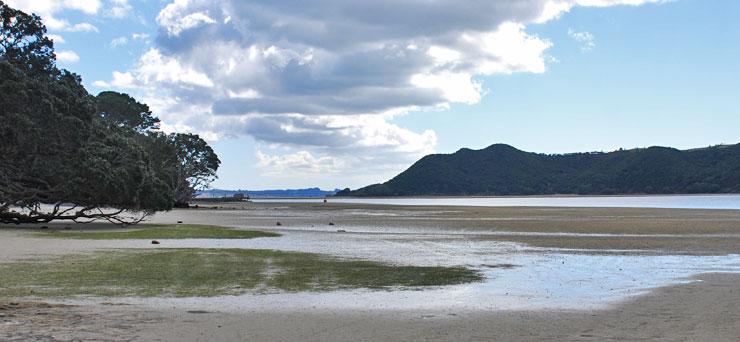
6, 0, 740, 190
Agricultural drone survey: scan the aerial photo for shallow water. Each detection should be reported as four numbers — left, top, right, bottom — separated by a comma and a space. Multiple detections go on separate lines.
255, 194, 740, 209
125, 226, 740, 312
130, 204, 740, 312
183, 253, 735, 312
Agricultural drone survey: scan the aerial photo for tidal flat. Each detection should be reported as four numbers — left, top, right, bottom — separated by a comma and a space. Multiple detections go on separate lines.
34, 223, 281, 240
0, 248, 480, 297
1, 202, 739, 341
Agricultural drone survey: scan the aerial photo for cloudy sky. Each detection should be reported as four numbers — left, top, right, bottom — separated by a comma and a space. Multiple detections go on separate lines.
7, 0, 740, 190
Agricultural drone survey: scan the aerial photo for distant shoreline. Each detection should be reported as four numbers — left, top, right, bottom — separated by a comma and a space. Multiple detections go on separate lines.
197, 193, 740, 200
217, 194, 740, 210
330, 193, 740, 199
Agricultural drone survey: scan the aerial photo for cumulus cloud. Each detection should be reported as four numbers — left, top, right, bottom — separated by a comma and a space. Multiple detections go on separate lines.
537, 0, 672, 22
55, 50, 80, 63
93, 71, 136, 88
67, 22, 99, 33
157, 2, 217, 37
5, 0, 101, 32
95, 0, 671, 186
257, 150, 344, 176
5, 0, 101, 16
568, 28, 596, 51
46, 34, 65, 44
110, 36, 128, 47
241, 114, 437, 181
107, 0, 132, 18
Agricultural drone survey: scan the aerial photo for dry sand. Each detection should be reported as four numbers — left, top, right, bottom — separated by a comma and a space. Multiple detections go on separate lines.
1, 203, 739, 341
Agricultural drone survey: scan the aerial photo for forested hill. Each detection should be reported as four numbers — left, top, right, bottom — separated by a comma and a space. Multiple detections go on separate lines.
339, 144, 740, 196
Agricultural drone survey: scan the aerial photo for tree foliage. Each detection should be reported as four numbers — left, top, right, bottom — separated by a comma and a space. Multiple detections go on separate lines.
0, 3, 220, 223
167, 133, 221, 207
96, 91, 160, 132
0, 1, 54, 74
0, 56, 177, 223
94, 92, 221, 208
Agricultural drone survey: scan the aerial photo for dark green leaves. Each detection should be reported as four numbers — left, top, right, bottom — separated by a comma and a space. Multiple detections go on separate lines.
0, 1, 55, 75
96, 91, 160, 132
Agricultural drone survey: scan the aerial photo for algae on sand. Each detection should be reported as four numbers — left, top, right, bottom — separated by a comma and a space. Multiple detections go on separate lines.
0, 248, 483, 297
35, 224, 281, 240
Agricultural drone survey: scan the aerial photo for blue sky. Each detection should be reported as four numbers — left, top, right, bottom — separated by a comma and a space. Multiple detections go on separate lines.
7, 0, 739, 190
401, 1, 740, 154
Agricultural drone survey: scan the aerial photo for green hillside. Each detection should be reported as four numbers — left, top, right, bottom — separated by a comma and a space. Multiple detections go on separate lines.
339, 144, 740, 196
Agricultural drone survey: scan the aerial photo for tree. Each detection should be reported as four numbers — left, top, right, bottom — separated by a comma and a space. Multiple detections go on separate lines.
167, 133, 221, 207
0, 59, 175, 224
1, 2, 222, 222
0, 1, 55, 75
96, 91, 160, 132
93, 91, 222, 208
0, 3, 175, 224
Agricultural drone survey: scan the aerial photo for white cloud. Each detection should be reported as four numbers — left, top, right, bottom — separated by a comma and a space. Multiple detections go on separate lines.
64, 0, 101, 14
250, 114, 437, 180
110, 36, 128, 47
537, 0, 673, 22
67, 22, 99, 33
46, 34, 65, 44
131, 33, 150, 41
55, 50, 80, 63
568, 28, 596, 51
5, 0, 102, 16
136, 49, 215, 88
92, 80, 109, 87
109, 71, 136, 87
157, 2, 217, 36
257, 150, 344, 176
96, 0, 672, 187
107, 0, 132, 18
92, 71, 136, 88
576, 0, 672, 7
227, 89, 261, 99
5, 0, 101, 32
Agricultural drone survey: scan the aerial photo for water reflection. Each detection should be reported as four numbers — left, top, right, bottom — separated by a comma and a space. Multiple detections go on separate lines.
129, 230, 740, 311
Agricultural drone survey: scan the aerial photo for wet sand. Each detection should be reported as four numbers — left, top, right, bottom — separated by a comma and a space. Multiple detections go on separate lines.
110, 273, 740, 341
155, 202, 740, 254
2, 273, 738, 341
1, 203, 739, 341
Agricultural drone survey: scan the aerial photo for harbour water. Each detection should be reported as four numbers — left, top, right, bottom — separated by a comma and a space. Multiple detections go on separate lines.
254, 194, 740, 210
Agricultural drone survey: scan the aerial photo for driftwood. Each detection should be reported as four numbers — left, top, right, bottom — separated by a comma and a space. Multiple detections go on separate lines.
0, 202, 149, 225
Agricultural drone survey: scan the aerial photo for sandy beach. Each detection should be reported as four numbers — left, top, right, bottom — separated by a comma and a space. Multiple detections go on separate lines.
1, 202, 739, 341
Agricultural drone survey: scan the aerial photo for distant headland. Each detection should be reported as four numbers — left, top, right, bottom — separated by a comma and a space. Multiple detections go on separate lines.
337, 143, 740, 197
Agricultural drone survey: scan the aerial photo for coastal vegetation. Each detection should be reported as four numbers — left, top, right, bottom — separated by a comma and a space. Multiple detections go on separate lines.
341, 143, 740, 196
0, 248, 482, 297
0, 2, 219, 224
